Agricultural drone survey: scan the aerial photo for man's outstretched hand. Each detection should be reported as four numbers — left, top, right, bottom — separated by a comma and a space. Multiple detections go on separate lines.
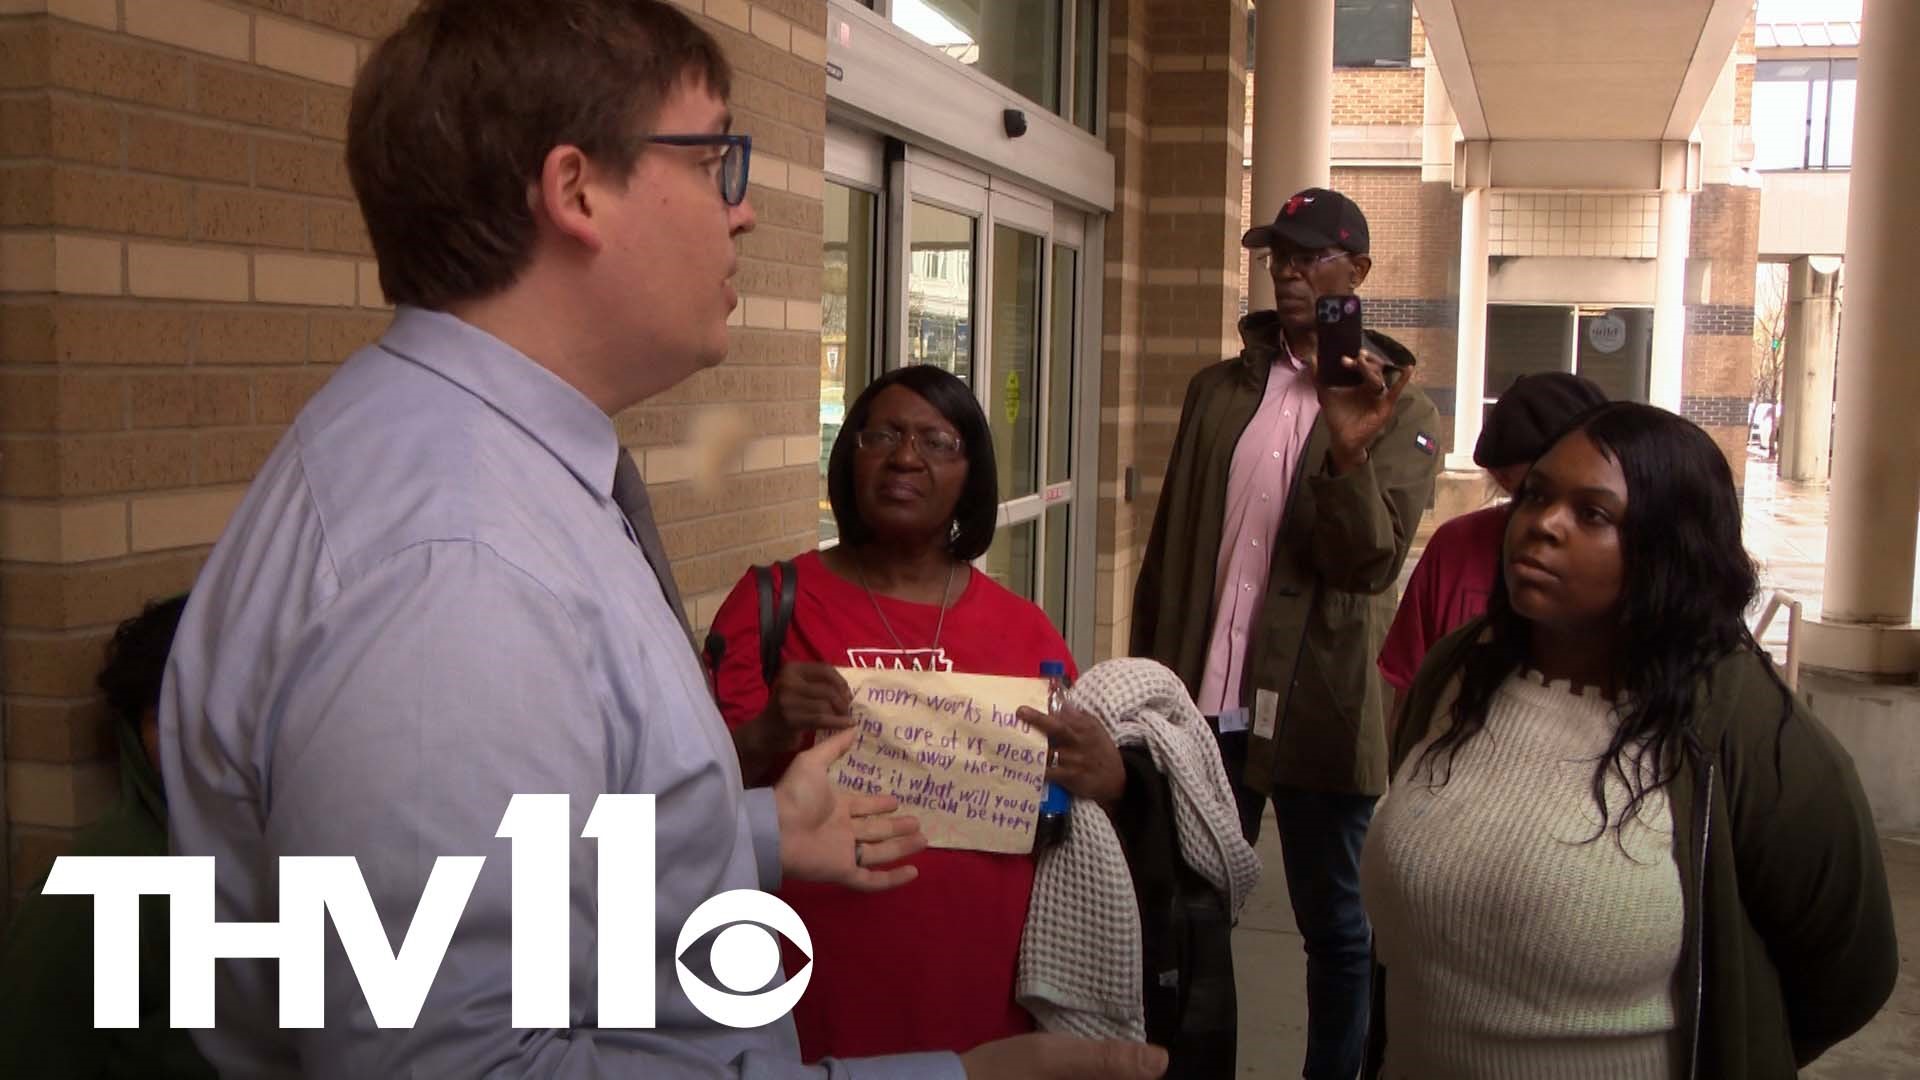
961, 1034, 1169, 1079
774, 727, 926, 891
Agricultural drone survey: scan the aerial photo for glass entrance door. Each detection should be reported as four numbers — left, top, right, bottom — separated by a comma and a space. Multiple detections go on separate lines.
822, 134, 1097, 659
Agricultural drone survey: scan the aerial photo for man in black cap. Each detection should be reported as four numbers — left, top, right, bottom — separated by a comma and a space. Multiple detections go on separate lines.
1131, 188, 1440, 1079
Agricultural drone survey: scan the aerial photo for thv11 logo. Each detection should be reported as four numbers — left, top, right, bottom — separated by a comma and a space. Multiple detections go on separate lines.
43, 794, 810, 1030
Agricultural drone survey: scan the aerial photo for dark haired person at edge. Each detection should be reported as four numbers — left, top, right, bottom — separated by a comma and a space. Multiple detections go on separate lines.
1377, 372, 1607, 722
1132, 187, 1440, 1080
1361, 403, 1897, 1079
0, 594, 215, 1079
708, 364, 1127, 1060
158, 1, 1163, 1077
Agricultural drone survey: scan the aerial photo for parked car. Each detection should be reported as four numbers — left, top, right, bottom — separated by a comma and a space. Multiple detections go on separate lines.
1749, 401, 1778, 448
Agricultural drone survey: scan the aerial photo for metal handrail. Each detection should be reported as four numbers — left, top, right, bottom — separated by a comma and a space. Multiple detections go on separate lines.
1751, 589, 1804, 690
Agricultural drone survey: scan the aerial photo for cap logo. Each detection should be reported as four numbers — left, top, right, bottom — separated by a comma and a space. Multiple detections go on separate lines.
1338, 228, 1351, 240
1283, 194, 1315, 216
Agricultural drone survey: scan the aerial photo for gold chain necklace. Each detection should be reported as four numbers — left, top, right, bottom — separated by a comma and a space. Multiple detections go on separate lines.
855, 555, 959, 652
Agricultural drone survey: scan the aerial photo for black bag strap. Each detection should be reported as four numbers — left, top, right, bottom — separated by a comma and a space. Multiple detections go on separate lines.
754, 559, 799, 687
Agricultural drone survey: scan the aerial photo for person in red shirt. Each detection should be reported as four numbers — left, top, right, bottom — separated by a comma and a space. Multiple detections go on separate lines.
708, 363, 1124, 1060
1379, 372, 1607, 717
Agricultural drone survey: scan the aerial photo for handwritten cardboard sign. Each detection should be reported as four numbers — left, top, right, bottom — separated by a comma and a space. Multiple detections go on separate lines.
830, 667, 1052, 854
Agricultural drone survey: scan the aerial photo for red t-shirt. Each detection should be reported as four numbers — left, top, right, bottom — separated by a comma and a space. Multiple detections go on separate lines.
1378, 504, 1508, 691
709, 550, 1076, 1059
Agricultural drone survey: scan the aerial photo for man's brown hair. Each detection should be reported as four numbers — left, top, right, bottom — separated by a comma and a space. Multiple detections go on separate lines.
347, 0, 732, 311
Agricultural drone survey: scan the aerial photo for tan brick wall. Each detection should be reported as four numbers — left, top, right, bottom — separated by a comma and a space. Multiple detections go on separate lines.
1095, 0, 1154, 660
0, 2, 391, 908
1331, 67, 1422, 126
1358, 168, 1461, 450
640, 1, 827, 633
1334, 166, 1452, 298
0, 0, 826, 911
1094, 0, 1244, 660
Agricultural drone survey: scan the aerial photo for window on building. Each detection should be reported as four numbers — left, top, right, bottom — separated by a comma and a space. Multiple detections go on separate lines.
990, 225, 1044, 501
1334, 0, 1412, 68
821, 182, 880, 541
1073, 0, 1099, 133
1573, 307, 1653, 404
1753, 58, 1857, 170
1485, 305, 1574, 416
893, 0, 1063, 112
1484, 304, 1651, 421
906, 202, 976, 382
886, 1, 1099, 134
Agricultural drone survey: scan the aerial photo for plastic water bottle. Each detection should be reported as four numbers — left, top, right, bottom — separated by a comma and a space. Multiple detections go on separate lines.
1034, 660, 1072, 849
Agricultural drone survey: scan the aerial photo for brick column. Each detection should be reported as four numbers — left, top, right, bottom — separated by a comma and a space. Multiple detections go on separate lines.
1678, 14, 1758, 486
1092, 0, 1153, 661
0, 0, 829, 915
1092, 0, 1245, 660
1678, 207, 1760, 485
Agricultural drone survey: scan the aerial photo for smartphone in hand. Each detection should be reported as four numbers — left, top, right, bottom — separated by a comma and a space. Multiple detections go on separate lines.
1315, 295, 1366, 387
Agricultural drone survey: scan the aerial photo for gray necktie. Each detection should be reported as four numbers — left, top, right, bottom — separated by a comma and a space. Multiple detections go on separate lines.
611, 450, 693, 640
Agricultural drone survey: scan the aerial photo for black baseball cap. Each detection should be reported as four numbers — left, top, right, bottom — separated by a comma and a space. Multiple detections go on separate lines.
1242, 187, 1370, 255
1474, 372, 1609, 468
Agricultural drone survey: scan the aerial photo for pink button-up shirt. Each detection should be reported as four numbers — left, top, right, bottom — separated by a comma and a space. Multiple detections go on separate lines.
1196, 345, 1321, 716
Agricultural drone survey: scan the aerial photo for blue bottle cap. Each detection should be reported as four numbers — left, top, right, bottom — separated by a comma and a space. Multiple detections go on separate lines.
1039, 660, 1067, 677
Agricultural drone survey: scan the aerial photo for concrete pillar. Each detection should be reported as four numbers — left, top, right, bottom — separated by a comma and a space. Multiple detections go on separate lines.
1777, 256, 1841, 483
1649, 189, 1691, 413
1420, 56, 1457, 184
1445, 185, 1489, 471
1820, 0, 1920, 631
1247, 0, 1333, 311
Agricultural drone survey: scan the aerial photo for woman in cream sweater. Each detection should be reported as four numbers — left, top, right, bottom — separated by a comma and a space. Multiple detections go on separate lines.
1360, 402, 1897, 1079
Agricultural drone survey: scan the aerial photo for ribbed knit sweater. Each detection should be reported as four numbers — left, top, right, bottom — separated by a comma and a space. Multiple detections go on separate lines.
1360, 671, 1685, 1080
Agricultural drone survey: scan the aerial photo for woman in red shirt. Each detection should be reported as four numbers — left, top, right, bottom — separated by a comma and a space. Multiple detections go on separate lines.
707, 364, 1124, 1060
1378, 373, 1606, 714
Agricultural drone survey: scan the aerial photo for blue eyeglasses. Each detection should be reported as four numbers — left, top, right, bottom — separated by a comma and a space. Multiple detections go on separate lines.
643, 133, 753, 207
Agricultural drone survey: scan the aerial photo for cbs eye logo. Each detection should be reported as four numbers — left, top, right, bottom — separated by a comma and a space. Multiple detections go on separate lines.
47, 794, 821, 1033
675, 890, 814, 1028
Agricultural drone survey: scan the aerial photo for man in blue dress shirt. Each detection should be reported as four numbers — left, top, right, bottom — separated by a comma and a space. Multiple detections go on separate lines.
158, 2, 1165, 1078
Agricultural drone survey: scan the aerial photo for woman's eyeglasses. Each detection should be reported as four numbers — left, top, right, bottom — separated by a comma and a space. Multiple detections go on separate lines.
854, 428, 965, 462
642, 133, 753, 207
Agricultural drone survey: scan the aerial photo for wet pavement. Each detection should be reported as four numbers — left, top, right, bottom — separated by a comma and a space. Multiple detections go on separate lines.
1741, 451, 1920, 662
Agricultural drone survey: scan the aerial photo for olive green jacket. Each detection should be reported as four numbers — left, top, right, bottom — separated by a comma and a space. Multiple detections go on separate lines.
0, 721, 215, 1080
1131, 311, 1441, 796
1376, 621, 1899, 1079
